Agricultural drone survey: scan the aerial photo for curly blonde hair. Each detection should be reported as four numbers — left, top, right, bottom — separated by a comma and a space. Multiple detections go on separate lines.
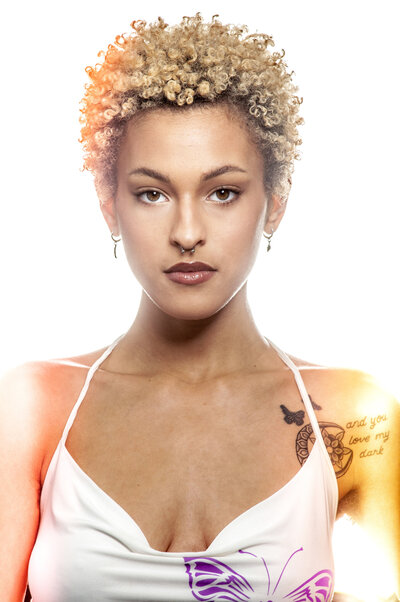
79, 12, 303, 204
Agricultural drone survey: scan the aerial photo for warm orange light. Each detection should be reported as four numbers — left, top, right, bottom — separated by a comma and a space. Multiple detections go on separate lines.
333, 514, 397, 600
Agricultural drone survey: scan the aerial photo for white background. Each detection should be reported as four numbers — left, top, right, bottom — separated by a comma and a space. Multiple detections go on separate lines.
1, 1, 399, 597
1, 0, 398, 399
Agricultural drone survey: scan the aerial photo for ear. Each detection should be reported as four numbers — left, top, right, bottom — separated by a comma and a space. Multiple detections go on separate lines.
263, 193, 288, 235
99, 197, 120, 237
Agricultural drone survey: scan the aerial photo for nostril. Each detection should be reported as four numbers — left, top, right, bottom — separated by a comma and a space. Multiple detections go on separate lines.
176, 242, 198, 254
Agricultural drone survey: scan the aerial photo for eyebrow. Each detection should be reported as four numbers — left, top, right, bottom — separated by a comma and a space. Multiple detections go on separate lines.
128, 164, 247, 183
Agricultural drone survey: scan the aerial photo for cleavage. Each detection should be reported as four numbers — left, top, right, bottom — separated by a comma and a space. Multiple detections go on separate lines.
63, 369, 303, 552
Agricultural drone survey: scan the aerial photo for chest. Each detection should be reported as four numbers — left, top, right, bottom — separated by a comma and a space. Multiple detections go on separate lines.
43, 368, 342, 553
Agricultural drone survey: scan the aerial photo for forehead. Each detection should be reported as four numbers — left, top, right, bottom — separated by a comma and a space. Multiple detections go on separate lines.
117, 104, 262, 173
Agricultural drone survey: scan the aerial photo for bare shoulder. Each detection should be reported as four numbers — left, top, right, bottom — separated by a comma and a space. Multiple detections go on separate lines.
0, 353, 111, 599
288, 358, 399, 506
46, 343, 111, 370
288, 352, 396, 423
0, 344, 110, 484
38, 343, 112, 429
298, 361, 398, 437
34, 340, 113, 393
0, 359, 76, 471
0, 360, 55, 459
295, 359, 399, 463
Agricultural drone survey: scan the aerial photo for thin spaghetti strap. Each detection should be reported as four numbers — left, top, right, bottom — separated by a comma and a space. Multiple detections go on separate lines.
264, 336, 328, 455
60, 332, 126, 446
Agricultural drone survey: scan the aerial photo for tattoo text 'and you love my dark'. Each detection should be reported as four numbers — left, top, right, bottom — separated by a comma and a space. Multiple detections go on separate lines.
345, 413, 390, 459
280, 401, 390, 476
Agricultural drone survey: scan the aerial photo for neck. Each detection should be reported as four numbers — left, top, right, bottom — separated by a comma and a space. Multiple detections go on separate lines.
111, 283, 272, 382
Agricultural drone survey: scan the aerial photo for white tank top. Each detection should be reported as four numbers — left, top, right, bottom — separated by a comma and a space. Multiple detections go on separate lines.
28, 333, 338, 601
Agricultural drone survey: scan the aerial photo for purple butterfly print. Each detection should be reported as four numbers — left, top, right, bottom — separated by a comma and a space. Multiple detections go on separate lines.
183, 548, 334, 602
183, 556, 255, 601
283, 570, 333, 601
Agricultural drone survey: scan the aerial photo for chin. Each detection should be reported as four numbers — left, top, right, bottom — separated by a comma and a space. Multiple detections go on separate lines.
148, 294, 232, 321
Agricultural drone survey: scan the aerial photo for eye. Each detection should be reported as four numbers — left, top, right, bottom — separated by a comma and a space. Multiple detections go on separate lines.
136, 189, 167, 204
135, 187, 240, 205
209, 188, 239, 204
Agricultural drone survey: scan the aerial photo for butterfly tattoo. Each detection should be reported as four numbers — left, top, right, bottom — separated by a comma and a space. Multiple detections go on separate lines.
280, 404, 305, 426
307, 396, 322, 411
183, 547, 333, 601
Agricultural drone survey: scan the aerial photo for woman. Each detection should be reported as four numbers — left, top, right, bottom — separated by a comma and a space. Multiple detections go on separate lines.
1, 12, 398, 602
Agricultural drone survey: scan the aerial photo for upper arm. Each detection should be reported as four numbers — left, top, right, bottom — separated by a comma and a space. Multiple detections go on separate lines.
342, 372, 400, 598
0, 362, 48, 602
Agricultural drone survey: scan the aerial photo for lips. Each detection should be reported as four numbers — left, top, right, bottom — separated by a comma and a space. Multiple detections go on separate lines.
164, 261, 216, 273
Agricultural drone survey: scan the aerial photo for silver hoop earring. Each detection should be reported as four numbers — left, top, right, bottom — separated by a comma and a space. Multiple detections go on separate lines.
263, 227, 274, 252
111, 232, 121, 259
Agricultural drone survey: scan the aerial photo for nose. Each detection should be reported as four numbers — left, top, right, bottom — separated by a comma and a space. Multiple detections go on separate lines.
170, 197, 205, 253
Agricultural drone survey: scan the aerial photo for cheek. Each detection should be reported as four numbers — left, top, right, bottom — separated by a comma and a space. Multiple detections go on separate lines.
221, 209, 264, 268
119, 221, 156, 277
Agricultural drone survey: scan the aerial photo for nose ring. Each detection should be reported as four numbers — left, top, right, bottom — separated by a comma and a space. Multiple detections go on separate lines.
180, 245, 196, 254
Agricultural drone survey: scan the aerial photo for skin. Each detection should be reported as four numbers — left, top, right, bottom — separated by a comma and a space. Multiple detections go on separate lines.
2, 102, 398, 601
100, 103, 287, 380
95, 103, 398, 590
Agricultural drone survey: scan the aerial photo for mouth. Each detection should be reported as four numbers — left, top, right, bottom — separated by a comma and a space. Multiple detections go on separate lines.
163, 261, 217, 285
164, 261, 217, 273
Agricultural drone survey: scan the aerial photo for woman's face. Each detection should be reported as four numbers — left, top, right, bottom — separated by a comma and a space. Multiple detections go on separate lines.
101, 104, 285, 320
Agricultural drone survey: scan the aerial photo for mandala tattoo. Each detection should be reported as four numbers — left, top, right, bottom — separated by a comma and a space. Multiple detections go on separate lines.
296, 422, 353, 478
